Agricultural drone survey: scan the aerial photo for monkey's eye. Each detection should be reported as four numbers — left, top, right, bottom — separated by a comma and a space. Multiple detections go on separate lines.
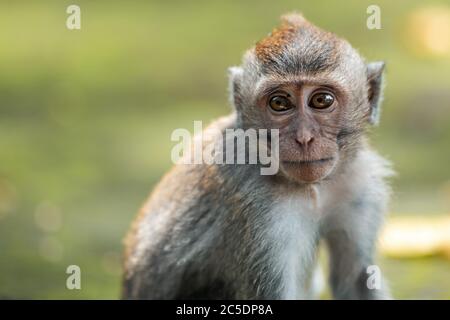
269, 96, 293, 112
309, 92, 335, 109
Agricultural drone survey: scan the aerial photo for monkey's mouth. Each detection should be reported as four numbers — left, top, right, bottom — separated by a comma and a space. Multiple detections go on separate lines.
280, 157, 336, 183
282, 157, 334, 165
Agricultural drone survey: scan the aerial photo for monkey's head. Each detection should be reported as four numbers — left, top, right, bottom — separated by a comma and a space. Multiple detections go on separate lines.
229, 13, 385, 184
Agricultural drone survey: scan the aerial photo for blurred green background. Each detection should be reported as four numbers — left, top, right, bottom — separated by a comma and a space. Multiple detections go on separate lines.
0, 0, 449, 299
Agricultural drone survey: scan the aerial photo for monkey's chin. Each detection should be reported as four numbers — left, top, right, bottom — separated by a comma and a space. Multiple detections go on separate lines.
280, 158, 337, 184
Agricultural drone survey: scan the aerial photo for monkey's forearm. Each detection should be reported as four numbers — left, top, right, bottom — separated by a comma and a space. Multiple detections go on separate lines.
324, 206, 391, 300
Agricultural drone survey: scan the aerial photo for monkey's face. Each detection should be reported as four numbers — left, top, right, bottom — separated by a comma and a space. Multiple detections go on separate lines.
229, 13, 385, 184
257, 82, 345, 183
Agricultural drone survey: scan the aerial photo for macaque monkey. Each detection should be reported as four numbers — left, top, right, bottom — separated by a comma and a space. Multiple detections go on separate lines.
122, 13, 392, 299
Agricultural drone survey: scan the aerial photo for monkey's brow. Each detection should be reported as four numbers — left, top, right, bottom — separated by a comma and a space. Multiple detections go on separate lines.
256, 79, 344, 97
259, 83, 286, 96
255, 79, 300, 97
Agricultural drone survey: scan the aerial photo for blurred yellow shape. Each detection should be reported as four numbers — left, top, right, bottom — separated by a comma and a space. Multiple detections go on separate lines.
405, 6, 450, 57
380, 215, 450, 259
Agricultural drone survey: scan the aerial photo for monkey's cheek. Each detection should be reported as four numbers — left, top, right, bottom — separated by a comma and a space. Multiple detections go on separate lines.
280, 161, 336, 183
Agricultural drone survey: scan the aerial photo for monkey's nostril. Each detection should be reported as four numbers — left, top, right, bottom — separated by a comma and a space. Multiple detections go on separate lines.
296, 135, 314, 147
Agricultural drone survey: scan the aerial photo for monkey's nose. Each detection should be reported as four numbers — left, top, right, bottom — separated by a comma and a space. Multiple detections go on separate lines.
295, 131, 314, 148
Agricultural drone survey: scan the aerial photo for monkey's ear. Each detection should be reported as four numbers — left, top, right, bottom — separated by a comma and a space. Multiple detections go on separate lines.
228, 66, 244, 109
366, 61, 385, 125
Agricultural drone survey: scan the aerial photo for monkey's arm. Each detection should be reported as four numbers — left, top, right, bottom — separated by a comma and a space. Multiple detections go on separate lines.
323, 187, 391, 299
324, 152, 391, 299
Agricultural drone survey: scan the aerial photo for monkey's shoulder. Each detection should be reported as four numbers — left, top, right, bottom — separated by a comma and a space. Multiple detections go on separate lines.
321, 147, 393, 212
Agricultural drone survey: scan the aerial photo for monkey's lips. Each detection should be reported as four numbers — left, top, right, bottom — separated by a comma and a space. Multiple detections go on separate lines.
280, 157, 336, 183
283, 157, 334, 165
